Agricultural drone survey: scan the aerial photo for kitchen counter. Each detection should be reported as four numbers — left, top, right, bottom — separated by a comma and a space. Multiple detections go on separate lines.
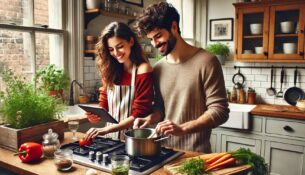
251, 104, 305, 120
0, 132, 200, 175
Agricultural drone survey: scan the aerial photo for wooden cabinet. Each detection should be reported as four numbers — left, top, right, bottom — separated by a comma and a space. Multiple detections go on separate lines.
212, 115, 305, 174
234, 1, 305, 62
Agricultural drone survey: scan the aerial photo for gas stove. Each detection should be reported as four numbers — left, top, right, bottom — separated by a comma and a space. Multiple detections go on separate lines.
60, 137, 184, 175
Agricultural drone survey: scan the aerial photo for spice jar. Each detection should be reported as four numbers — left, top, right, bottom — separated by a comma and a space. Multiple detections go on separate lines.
54, 149, 73, 171
231, 86, 238, 103
239, 88, 246, 104
247, 87, 256, 104
42, 129, 60, 158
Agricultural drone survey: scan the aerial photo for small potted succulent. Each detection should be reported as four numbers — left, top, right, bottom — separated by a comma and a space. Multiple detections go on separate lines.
206, 43, 230, 65
0, 69, 66, 151
34, 64, 70, 98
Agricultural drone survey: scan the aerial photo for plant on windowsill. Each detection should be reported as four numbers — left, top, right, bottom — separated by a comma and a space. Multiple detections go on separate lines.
34, 64, 70, 98
206, 43, 230, 65
0, 69, 66, 150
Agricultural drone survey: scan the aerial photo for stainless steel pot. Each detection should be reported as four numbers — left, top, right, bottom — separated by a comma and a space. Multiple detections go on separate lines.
124, 128, 168, 157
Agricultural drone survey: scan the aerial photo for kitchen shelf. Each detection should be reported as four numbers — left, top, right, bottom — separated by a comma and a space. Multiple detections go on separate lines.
274, 33, 298, 37
84, 50, 96, 57
243, 35, 263, 38
85, 8, 136, 28
85, 50, 96, 53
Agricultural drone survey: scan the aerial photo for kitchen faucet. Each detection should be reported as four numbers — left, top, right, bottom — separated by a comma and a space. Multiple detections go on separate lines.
69, 80, 84, 106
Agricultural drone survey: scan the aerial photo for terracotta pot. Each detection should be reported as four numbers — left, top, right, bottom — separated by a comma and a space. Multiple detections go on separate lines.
48, 90, 63, 98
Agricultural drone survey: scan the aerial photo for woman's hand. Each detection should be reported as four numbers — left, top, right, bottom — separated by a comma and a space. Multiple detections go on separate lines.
86, 112, 101, 124
133, 117, 151, 129
155, 120, 185, 136
84, 127, 109, 141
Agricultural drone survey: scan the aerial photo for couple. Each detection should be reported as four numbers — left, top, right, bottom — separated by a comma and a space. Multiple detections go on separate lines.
84, 2, 229, 153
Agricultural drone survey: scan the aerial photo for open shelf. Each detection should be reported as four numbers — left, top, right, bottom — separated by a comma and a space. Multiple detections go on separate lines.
243, 35, 263, 39
275, 33, 298, 37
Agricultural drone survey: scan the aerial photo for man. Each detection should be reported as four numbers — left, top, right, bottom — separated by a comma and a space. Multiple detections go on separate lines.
134, 2, 229, 153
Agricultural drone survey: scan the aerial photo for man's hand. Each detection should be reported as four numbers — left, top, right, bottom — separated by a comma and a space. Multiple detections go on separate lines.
84, 127, 108, 141
155, 120, 185, 136
133, 117, 150, 128
86, 112, 101, 124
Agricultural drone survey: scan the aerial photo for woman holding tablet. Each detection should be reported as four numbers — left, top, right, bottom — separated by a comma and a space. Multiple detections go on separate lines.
84, 22, 153, 140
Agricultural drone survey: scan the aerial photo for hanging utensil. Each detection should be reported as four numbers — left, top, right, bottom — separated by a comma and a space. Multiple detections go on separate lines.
284, 67, 305, 105
276, 67, 285, 97
232, 68, 245, 89
266, 66, 276, 96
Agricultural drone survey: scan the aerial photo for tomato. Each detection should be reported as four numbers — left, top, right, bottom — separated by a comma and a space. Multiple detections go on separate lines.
79, 138, 92, 147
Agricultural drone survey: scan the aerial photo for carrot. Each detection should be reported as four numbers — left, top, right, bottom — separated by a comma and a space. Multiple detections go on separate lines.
199, 153, 222, 161
205, 157, 236, 171
207, 153, 232, 167
205, 152, 228, 164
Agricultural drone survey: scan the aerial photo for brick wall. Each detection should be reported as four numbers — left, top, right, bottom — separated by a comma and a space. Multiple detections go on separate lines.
0, 0, 49, 75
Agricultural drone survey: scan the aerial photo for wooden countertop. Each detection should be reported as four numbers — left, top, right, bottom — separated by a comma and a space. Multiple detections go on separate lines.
0, 132, 200, 175
251, 104, 305, 120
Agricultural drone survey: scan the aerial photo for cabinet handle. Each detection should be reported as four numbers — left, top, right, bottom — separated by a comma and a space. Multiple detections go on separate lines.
299, 51, 304, 56
283, 125, 294, 132
264, 52, 268, 56
300, 30, 304, 34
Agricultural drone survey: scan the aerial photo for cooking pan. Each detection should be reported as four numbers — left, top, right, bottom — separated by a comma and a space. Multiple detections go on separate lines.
232, 68, 245, 89
284, 68, 305, 105
124, 128, 169, 157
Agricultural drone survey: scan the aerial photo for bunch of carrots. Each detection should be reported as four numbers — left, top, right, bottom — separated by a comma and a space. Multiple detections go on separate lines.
199, 152, 236, 171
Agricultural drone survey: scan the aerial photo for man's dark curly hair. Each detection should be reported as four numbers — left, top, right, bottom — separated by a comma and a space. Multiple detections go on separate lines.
135, 2, 181, 36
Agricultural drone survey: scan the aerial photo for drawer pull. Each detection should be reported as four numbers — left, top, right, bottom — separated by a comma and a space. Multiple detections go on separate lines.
283, 125, 294, 132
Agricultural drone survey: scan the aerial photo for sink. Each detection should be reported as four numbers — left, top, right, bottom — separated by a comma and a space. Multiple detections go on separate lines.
220, 103, 256, 129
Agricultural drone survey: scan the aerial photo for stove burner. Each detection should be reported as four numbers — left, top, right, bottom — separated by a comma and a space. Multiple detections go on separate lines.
60, 136, 183, 175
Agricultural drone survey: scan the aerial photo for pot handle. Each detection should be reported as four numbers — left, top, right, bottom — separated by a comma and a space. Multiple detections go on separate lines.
154, 136, 169, 142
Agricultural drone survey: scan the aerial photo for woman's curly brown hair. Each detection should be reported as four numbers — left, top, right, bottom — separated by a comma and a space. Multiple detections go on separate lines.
95, 22, 147, 87
135, 2, 181, 36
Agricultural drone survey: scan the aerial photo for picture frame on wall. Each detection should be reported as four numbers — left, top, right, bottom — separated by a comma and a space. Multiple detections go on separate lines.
210, 18, 234, 41
123, 0, 144, 7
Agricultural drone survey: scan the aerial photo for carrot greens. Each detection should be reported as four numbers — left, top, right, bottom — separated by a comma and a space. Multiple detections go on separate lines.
178, 158, 207, 175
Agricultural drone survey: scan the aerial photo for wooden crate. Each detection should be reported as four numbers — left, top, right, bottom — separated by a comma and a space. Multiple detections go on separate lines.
0, 120, 66, 151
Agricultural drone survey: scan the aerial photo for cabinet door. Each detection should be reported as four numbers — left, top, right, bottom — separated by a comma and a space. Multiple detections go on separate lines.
210, 133, 217, 153
236, 7, 269, 60
221, 135, 261, 155
269, 4, 305, 60
265, 141, 305, 175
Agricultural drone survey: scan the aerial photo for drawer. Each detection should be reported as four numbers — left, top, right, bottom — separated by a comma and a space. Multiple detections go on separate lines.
266, 118, 305, 138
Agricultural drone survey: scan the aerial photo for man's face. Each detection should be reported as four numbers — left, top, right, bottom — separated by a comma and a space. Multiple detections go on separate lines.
146, 28, 177, 56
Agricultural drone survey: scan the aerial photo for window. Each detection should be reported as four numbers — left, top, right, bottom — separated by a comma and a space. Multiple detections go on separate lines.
0, 0, 64, 91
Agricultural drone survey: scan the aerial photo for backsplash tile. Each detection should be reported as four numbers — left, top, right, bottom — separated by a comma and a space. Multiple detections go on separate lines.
223, 61, 305, 105
83, 57, 101, 97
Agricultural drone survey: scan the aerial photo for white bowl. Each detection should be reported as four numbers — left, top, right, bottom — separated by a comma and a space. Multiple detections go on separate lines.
280, 21, 295, 33
254, 47, 263, 54
250, 23, 262, 35
243, 50, 253, 54
283, 43, 297, 54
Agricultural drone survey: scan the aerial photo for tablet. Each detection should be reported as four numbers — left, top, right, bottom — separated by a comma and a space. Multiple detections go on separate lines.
78, 105, 118, 124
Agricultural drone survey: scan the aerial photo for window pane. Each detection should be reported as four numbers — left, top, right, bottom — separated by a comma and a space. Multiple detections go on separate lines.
0, 29, 33, 92
35, 32, 63, 70
0, 0, 31, 25
34, 0, 62, 29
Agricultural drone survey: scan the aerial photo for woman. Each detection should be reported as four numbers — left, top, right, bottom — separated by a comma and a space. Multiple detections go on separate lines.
84, 22, 153, 141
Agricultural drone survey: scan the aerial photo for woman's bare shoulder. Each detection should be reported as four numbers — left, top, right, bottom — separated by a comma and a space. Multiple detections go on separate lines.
137, 62, 153, 74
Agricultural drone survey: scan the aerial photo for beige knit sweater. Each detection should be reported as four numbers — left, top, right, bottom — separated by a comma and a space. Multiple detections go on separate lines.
153, 49, 229, 153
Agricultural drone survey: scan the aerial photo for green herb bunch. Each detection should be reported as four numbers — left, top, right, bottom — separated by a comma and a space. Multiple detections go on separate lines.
0, 69, 64, 129
230, 148, 268, 175
35, 64, 69, 91
206, 43, 230, 57
178, 158, 207, 175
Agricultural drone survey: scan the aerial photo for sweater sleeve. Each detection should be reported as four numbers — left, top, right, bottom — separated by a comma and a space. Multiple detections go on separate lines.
202, 55, 229, 128
98, 79, 109, 111
131, 72, 154, 118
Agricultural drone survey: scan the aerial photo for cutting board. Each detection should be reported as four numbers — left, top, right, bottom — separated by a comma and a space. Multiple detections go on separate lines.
164, 157, 251, 175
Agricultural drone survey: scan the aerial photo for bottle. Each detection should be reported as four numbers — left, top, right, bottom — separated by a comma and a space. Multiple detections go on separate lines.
239, 88, 246, 104
42, 129, 60, 158
226, 89, 231, 102
247, 87, 256, 104
231, 86, 237, 103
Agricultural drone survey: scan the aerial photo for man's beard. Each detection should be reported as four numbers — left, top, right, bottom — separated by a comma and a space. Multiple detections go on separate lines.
156, 33, 177, 56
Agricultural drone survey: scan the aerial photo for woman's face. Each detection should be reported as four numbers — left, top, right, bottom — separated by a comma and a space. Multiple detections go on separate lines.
107, 36, 134, 64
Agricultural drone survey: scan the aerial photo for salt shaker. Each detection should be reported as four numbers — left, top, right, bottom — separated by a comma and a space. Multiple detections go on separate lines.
42, 129, 60, 158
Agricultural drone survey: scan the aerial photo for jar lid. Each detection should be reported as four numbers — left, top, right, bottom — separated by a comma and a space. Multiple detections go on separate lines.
43, 129, 58, 142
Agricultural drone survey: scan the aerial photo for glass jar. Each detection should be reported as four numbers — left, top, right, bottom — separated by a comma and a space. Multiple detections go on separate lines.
42, 129, 60, 158
54, 149, 73, 171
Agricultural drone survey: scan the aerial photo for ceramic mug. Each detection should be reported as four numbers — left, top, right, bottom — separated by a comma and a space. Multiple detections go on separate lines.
250, 23, 262, 35
254, 47, 263, 54
280, 21, 294, 33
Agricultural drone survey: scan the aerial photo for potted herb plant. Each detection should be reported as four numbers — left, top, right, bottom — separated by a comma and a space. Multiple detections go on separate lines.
0, 70, 66, 151
206, 43, 230, 65
35, 64, 70, 98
